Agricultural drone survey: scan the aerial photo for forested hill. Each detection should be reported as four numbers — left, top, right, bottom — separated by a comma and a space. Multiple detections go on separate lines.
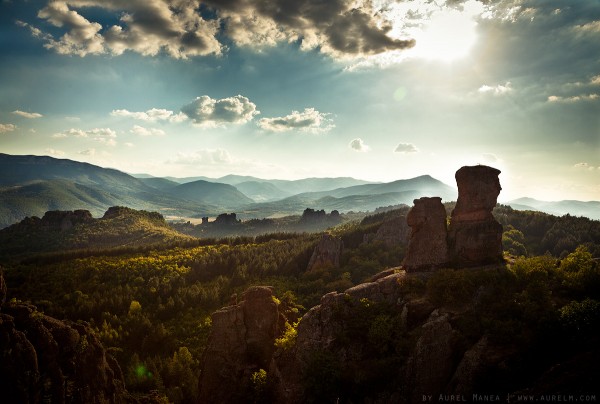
0, 206, 195, 260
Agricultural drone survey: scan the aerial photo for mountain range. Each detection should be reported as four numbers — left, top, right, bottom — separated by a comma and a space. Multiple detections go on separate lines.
1, 153, 599, 228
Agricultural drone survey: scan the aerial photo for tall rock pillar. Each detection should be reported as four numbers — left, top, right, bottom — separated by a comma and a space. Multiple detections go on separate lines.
403, 197, 449, 272
447, 165, 503, 267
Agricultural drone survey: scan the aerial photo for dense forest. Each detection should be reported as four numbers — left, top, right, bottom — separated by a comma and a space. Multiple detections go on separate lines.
1, 205, 600, 402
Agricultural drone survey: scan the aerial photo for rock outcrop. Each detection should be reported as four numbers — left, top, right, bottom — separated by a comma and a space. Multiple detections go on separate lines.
402, 165, 504, 270
448, 165, 503, 267
42, 209, 94, 231
198, 286, 286, 403
0, 272, 126, 403
403, 197, 449, 271
306, 233, 344, 271
273, 270, 407, 403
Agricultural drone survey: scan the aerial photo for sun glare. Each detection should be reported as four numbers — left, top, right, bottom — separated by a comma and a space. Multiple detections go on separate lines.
384, 0, 484, 63
410, 9, 478, 61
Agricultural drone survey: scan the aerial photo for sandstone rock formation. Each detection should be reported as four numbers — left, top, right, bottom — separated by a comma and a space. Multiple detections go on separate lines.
402, 165, 503, 270
0, 272, 126, 403
198, 286, 286, 403
403, 197, 449, 271
306, 233, 344, 271
448, 165, 503, 267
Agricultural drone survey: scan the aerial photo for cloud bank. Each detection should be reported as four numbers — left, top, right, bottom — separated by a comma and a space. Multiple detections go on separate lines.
24, 0, 415, 59
0, 124, 17, 133
130, 125, 165, 136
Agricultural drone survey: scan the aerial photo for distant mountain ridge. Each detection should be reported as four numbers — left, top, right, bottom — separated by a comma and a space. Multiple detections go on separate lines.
2, 154, 599, 228
507, 197, 600, 220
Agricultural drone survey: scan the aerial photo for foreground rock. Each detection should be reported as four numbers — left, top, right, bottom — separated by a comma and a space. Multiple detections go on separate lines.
198, 286, 286, 403
448, 165, 503, 267
0, 272, 127, 403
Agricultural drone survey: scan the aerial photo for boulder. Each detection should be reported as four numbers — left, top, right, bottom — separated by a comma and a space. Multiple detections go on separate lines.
448, 165, 503, 267
403, 197, 449, 271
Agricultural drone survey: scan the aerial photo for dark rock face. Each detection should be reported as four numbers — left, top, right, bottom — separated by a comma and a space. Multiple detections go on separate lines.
403, 197, 449, 271
214, 213, 239, 225
306, 234, 343, 271
0, 274, 126, 404
41, 209, 93, 231
274, 270, 407, 403
406, 311, 457, 402
448, 165, 503, 267
198, 286, 286, 403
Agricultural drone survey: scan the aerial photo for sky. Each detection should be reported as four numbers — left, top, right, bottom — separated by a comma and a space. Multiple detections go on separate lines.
0, 0, 599, 202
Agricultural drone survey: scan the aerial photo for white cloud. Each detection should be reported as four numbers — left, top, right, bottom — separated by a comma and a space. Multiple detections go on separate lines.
257, 108, 334, 133
130, 125, 165, 136
349, 138, 370, 152
482, 153, 502, 164
52, 127, 117, 146
111, 108, 185, 123
394, 143, 419, 153
181, 95, 259, 127
12, 110, 43, 118
548, 94, 599, 103
478, 82, 513, 96
45, 148, 65, 157
574, 162, 598, 170
0, 123, 17, 133
591, 75, 600, 85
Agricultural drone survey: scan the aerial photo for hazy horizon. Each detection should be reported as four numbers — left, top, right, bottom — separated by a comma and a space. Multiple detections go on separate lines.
1, 0, 599, 202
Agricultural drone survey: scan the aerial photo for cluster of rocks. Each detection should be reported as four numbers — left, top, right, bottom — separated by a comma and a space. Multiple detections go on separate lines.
403, 165, 503, 271
0, 271, 127, 403
299, 208, 340, 223
14, 209, 94, 232
198, 269, 511, 403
